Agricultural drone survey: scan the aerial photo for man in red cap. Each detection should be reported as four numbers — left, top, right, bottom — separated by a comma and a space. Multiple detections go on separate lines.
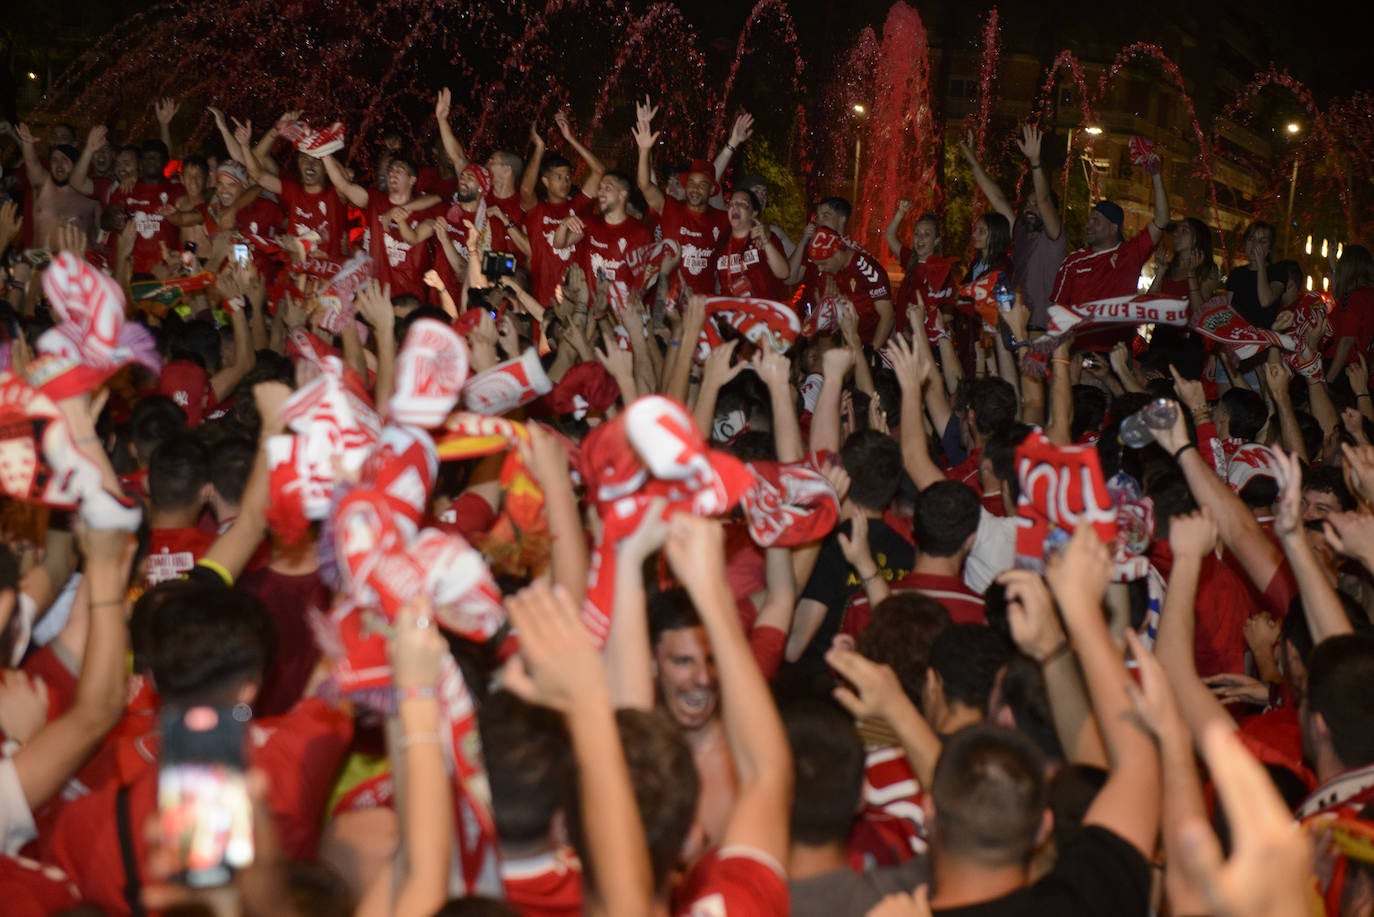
633, 121, 728, 296
807, 225, 895, 346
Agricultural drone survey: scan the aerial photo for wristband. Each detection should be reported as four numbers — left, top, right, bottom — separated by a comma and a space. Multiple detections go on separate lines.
399, 732, 442, 749
395, 685, 436, 704
1030, 161, 1041, 169
724, 142, 737, 152
1172, 442, 1196, 462
1036, 639, 1071, 667
1360, 394, 1372, 400
860, 569, 883, 585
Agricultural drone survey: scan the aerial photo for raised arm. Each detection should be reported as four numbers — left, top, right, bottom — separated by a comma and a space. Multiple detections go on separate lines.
632, 117, 667, 214
666, 516, 792, 864
154, 97, 180, 156
14, 123, 48, 189
434, 88, 468, 173
958, 131, 1015, 226
1147, 168, 1169, 246
884, 200, 912, 261
354, 280, 397, 411
321, 154, 369, 208
1046, 525, 1160, 858
1017, 125, 1062, 241
713, 111, 753, 183
886, 333, 943, 489
555, 110, 605, 191
70, 124, 107, 196
1271, 449, 1353, 643
755, 349, 804, 463
519, 123, 545, 211
242, 136, 283, 195
808, 345, 853, 455
603, 500, 668, 711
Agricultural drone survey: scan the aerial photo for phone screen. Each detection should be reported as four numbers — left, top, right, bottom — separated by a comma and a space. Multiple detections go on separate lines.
158, 705, 254, 888
232, 243, 250, 265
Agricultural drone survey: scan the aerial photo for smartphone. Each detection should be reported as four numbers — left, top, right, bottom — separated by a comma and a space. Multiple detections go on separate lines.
158, 704, 254, 888
232, 243, 250, 266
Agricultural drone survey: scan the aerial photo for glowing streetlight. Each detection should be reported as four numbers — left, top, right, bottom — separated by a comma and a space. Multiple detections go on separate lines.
1305, 235, 1313, 255
1339, 243, 1345, 259
1322, 239, 1329, 258
1323, 276, 1330, 291
1084, 124, 1104, 136
26, 72, 37, 80
1306, 276, 1314, 291
852, 104, 865, 115
1286, 122, 1301, 134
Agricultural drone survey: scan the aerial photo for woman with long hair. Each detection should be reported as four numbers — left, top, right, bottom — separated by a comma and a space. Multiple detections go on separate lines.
1325, 244, 1374, 380
1148, 217, 1220, 379
885, 203, 962, 392
1225, 220, 1284, 329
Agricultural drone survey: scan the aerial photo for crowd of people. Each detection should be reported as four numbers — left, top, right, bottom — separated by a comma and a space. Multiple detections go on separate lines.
0, 82, 1373, 917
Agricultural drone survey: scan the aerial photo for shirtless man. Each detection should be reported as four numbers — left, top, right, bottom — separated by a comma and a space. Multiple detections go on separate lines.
15, 122, 101, 246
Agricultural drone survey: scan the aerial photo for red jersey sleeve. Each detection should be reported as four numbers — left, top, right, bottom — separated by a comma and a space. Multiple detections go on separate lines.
673, 848, 788, 917
748, 626, 786, 682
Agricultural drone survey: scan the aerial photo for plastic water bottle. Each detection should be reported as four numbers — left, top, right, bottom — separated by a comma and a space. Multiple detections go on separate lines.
1119, 398, 1179, 449
993, 275, 1015, 312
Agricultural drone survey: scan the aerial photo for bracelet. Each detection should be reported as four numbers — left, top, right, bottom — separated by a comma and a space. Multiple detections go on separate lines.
399, 733, 442, 749
1051, 358, 1071, 366
1036, 640, 1071, 667
90, 598, 126, 609
1030, 161, 1041, 169
395, 685, 436, 703
1172, 442, 1196, 462
860, 569, 882, 585
668, 339, 681, 347
724, 142, 737, 152
1360, 394, 1372, 400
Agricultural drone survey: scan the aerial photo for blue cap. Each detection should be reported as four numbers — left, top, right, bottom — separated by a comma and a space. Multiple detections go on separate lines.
1092, 200, 1124, 228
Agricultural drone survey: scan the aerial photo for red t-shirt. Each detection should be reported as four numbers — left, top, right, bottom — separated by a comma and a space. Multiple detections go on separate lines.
673, 848, 789, 917
714, 231, 787, 300
581, 214, 654, 286
236, 567, 329, 717
145, 527, 217, 586
365, 189, 435, 300
1326, 287, 1374, 357
888, 570, 985, 625
523, 194, 596, 305
659, 197, 729, 294
45, 698, 353, 916
0, 856, 80, 916
1050, 231, 1155, 308
114, 180, 181, 274
895, 251, 957, 322
502, 847, 584, 917
824, 249, 893, 341
278, 179, 351, 258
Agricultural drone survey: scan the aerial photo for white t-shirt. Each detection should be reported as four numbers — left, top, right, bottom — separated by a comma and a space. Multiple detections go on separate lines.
0, 756, 37, 855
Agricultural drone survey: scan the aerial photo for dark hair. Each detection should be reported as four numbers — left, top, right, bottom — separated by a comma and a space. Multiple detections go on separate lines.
974, 213, 1011, 268
956, 378, 1018, 437
206, 435, 256, 508
929, 624, 1012, 711
982, 422, 1034, 502
1242, 220, 1276, 252
730, 188, 762, 215
1070, 385, 1109, 443
181, 154, 209, 175
131, 580, 276, 703
1273, 259, 1303, 289
140, 138, 169, 163
840, 430, 904, 511
912, 481, 981, 557
1335, 245, 1374, 302
1218, 389, 1267, 441
858, 593, 951, 707
931, 723, 1048, 867
540, 153, 572, 176
388, 155, 418, 177
1303, 464, 1356, 511
816, 196, 852, 221
167, 317, 224, 373
782, 694, 865, 846
995, 654, 1064, 761
1306, 634, 1374, 769
648, 588, 702, 649
478, 691, 570, 845
148, 432, 211, 512
602, 170, 633, 194
129, 394, 188, 467
566, 709, 697, 895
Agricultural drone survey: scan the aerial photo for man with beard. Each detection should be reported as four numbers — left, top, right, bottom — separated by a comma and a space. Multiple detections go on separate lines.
108, 139, 181, 276
632, 105, 733, 296
961, 124, 1066, 330
14, 122, 101, 246
324, 152, 440, 300
434, 88, 526, 227
245, 146, 351, 258
519, 111, 606, 305
552, 172, 652, 287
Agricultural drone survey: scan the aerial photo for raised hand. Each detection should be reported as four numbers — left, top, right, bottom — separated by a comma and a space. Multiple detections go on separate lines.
825, 645, 910, 725
554, 110, 574, 141
15, 122, 35, 146
231, 118, 253, 150
1045, 523, 1112, 625
1323, 510, 1374, 570
836, 510, 874, 572
85, 124, 108, 151
154, 97, 180, 125
634, 95, 659, 125
502, 583, 608, 713
435, 87, 452, 121
1124, 630, 1187, 741
389, 596, 446, 691
997, 568, 1066, 660
594, 327, 634, 382
1169, 364, 1206, 413
353, 279, 395, 332
752, 348, 791, 393
886, 333, 929, 392
821, 343, 855, 381
631, 119, 660, 151
1169, 508, 1218, 559
1271, 448, 1304, 539
894, 198, 913, 217
1203, 672, 1271, 707
700, 339, 744, 390
1016, 124, 1044, 162
729, 111, 755, 147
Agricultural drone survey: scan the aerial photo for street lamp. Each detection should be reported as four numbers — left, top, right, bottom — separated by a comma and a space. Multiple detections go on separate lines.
1286, 122, 1301, 135
851, 104, 867, 207
852, 104, 865, 115
1284, 123, 1304, 253
1084, 124, 1103, 136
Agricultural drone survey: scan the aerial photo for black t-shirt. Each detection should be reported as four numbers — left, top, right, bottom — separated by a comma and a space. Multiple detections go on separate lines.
794, 517, 915, 671
1227, 265, 1281, 329
932, 825, 1150, 917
